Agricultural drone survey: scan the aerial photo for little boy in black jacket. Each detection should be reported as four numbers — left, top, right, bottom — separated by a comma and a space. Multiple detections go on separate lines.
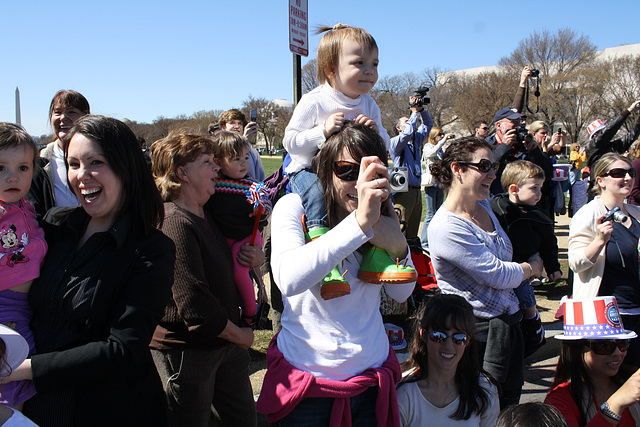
490, 160, 562, 355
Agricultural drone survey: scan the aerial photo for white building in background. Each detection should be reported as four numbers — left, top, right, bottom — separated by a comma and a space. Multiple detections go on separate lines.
439, 42, 640, 81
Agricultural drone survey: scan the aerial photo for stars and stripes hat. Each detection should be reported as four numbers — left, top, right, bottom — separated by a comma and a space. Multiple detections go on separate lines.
587, 119, 606, 139
556, 296, 637, 340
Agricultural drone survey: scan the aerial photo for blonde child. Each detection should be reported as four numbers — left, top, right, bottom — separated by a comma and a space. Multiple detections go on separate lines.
283, 24, 416, 299
0, 123, 47, 408
205, 131, 271, 326
490, 160, 562, 356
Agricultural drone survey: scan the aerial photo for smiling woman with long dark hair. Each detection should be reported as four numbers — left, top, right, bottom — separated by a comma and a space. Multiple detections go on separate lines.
397, 294, 499, 426
257, 121, 414, 426
3, 115, 175, 426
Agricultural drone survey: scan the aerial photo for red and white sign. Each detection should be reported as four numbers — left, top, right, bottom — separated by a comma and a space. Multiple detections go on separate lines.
289, 0, 308, 57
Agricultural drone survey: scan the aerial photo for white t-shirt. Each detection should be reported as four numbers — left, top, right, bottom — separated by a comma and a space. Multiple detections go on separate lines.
52, 143, 79, 207
396, 375, 499, 427
271, 193, 414, 381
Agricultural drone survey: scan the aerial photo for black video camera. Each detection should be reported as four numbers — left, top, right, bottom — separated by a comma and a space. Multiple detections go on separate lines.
512, 125, 534, 152
530, 68, 540, 78
409, 86, 430, 108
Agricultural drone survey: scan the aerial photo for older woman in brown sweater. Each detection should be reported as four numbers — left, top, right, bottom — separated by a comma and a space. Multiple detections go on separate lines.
150, 132, 263, 426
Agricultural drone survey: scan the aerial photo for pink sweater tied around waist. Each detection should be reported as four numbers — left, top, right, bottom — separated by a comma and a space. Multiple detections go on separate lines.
256, 333, 402, 426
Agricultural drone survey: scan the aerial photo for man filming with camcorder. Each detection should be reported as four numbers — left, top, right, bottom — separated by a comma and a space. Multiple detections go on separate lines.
388, 89, 433, 238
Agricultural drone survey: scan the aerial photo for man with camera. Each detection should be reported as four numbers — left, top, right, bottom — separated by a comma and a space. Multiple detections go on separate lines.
389, 94, 433, 238
490, 108, 553, 204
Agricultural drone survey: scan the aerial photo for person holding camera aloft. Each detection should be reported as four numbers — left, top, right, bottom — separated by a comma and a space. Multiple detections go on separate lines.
586, 100, 640, 168
569, 153, 640, 368
388, 95, 433, 239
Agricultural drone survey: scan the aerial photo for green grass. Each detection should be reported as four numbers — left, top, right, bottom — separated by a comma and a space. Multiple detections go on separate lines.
260, 156, 284, 177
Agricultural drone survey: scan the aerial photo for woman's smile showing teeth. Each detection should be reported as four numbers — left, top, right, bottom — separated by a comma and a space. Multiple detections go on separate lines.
80, 187, 102, 201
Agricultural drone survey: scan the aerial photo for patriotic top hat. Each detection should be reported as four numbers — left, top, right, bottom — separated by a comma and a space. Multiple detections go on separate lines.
587, 119, 606, 139
552, 164, 571, 181
0, 324, 29, 377
384, 323, 407, 350
556, 296, 637, 340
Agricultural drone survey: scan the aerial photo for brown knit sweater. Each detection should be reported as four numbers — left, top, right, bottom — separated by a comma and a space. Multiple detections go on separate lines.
150, 202, 241, 350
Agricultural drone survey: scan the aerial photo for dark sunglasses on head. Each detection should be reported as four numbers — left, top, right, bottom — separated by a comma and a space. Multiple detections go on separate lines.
458, 159, 500, 173
588, 339, 630, 355
480, 127, 489, 131
332, 160, 360, 182
602, 168, 636, 179
428, 330, 470, 346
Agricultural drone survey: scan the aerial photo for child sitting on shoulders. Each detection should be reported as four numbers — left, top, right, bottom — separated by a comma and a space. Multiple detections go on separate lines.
490, 160, 562, 356
0, 123, 47, 409
283, 23, 416, 300
205, 131, 271, 327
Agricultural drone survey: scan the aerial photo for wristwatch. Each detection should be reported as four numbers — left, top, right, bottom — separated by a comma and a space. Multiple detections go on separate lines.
600, 401, 622, 421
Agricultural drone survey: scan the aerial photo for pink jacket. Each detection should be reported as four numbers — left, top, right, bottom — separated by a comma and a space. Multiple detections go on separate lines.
256, 333, 401, 426
0, 198, 47, 290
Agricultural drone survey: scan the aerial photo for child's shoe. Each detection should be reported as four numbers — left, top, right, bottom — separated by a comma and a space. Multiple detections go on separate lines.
523, 311, 546, 358
303, 218, 350, 300
358, 246, 418, 284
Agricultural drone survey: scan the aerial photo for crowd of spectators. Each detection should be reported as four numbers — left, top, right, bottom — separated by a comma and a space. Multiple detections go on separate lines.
1, 42, 640, 426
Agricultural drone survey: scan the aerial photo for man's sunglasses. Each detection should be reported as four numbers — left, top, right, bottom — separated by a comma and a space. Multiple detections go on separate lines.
602, 168, 636, 179
333, 160, 360, 182
457, 159, 500, 173
587, 339, 630, 355
428, 330, 470, 346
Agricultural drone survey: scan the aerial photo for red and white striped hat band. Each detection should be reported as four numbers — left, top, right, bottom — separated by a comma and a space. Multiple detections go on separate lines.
552, 165, 570, 181
556, 296, 638, 340
587, 119, 605, 139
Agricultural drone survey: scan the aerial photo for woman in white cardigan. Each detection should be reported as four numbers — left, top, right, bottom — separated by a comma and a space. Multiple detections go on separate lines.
569, 153, 640, 366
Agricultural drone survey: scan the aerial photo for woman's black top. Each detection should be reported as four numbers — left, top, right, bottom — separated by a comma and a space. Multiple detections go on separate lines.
600, 217, 640, 309
23, 207, 175, 427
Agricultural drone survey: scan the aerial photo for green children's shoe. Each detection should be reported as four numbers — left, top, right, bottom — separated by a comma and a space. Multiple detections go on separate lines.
358, 246, 418, 284
303, 217, 350, 300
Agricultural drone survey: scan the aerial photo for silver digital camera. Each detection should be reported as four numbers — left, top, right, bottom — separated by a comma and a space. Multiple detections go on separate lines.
388, 167, 409, 192
602, 206, 628, 223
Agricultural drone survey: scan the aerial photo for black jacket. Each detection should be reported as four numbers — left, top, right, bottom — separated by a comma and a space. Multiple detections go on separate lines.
24, 208, 175, 426
586, 110, 640, 167
490, 194, 561, 276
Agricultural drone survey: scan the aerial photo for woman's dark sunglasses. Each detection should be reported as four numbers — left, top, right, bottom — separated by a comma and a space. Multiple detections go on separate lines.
333, 160, 360, 182
428, 330, 470, 346
458, 159, 500, 173
602, 168, 636, 179
587, 339, 630, 355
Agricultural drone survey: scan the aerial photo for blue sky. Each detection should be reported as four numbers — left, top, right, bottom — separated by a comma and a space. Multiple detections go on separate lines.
2, 0, 639, 137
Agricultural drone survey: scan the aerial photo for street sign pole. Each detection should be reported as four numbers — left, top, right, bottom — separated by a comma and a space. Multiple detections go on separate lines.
289, 0, 308, 105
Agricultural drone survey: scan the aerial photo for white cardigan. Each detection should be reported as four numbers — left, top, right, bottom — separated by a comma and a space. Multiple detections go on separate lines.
569, 197, 640, 298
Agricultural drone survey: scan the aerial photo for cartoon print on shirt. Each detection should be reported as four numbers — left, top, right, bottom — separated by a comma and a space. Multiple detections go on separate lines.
0, 224, 30, 267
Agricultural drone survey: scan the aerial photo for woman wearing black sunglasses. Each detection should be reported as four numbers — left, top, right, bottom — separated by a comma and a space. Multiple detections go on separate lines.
257, 122, 414, 425
569, 153, 640, 367
545, 296, 640, 425
427, 137, 544, 410
397, 294, 499, 426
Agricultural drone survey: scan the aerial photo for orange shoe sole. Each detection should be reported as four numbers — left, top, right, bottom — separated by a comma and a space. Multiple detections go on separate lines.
358, 270, 418, 285
320, 282, 351, 300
